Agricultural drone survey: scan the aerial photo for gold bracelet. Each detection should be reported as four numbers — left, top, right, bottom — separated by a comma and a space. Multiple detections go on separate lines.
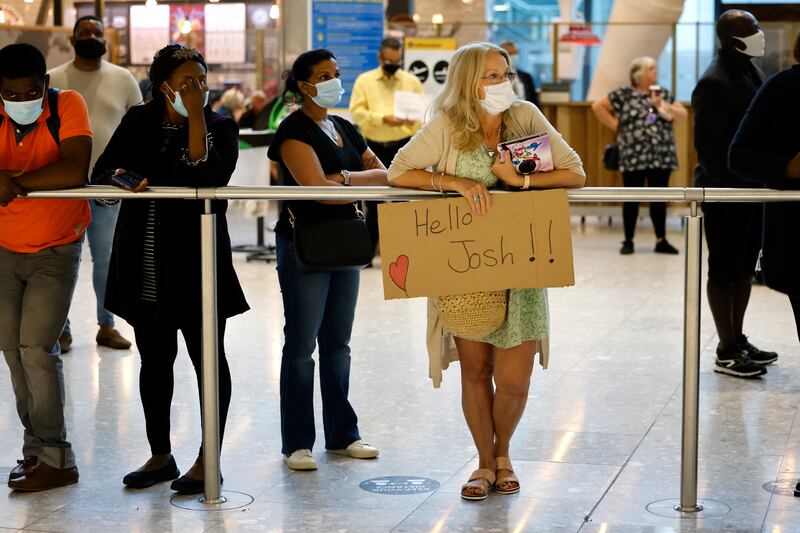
430, 172, 436, 191
522, 173, 531, 190
437, 172, 445, 191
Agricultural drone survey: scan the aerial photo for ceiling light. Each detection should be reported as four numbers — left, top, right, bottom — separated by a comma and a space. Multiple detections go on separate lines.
145, 0, 157, 7
493, 3, 509, 11
431, 13, 443, 25
269, 4, 279, 19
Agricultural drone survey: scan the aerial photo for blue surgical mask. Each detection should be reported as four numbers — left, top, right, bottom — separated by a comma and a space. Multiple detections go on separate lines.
306, 78, 344, 108
167, 84, 209, 117
2, 97, 45, 125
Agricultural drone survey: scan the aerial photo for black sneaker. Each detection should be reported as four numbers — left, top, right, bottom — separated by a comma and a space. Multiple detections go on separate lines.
794, 480, 800, 497
620, 240, 634, 255
736, 335, 778, 365
714, 347, 767, 378
655, 239, 679, 254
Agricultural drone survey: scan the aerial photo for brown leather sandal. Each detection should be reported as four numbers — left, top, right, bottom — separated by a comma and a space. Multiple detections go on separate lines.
495, 457, 520, 495
460, 468, 496, 501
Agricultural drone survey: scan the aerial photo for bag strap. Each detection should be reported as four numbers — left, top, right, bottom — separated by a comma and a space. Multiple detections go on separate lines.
46, 88, 61, 145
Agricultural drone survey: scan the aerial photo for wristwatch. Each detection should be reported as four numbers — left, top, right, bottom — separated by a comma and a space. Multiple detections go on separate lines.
340, 169, 351, 186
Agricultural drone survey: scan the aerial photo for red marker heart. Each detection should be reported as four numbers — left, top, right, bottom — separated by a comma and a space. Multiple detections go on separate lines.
389, 255, 409, 292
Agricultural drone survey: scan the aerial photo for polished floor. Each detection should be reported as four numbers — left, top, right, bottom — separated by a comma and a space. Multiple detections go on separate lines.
1, 210, 798, 533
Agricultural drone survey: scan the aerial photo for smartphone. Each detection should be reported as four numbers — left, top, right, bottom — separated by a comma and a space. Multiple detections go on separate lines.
111, 171, 145, 190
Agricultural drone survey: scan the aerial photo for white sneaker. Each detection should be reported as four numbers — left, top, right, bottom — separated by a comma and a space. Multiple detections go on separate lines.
284, 449, 318, 470
329, 440, 379, 459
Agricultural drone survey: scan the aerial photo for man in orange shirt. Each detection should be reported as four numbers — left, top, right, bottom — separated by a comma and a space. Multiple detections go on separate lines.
0, 43, 92, 491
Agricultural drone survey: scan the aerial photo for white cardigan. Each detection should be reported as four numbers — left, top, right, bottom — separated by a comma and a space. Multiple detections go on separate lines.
387, 101, 585, 388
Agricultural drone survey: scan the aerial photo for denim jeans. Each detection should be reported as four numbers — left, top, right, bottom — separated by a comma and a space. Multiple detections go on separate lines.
61, 202, 119, 335
0, 239, 82, 469
276, 235, 361, 454
86, 201, 119, 326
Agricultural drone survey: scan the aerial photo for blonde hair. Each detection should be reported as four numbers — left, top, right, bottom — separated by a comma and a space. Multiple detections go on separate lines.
220, 88, 244, 110
431, 41, 511, 150
629, 56, 656, 86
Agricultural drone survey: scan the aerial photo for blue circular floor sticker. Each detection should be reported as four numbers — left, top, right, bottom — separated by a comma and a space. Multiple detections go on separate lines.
360, 476, 440, 495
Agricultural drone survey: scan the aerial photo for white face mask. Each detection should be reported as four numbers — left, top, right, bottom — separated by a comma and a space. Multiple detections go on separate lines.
733, 30, 765, 58
479, 80, 515, 115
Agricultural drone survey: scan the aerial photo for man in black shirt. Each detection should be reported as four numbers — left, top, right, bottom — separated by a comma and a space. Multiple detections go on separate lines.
692, 9, 778, 379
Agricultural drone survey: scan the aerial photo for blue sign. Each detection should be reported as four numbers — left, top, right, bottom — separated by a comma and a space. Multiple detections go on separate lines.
359, 476, 440, 495
311, 0, 384, 108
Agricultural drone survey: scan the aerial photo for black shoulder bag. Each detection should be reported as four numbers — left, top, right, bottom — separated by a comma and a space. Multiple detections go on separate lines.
288, 202, 375, 272
603, 143, 620, 171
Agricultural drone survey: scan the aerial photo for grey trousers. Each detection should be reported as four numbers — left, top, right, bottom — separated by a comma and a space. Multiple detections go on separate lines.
0, 238, 82, 469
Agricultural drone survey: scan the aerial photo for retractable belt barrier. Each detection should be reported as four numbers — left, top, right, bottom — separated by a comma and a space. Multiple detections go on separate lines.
23, 186, 800, 510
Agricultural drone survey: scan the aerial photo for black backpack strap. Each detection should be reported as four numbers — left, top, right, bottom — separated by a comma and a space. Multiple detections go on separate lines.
46, 88, 60, 145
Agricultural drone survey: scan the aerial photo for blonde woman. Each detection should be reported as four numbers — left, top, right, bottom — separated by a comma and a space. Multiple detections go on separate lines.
592, 56, 687, 255
388, 42, 585, 500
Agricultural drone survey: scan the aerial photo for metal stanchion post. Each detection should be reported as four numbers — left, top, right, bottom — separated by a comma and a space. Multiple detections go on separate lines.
676, 200, 703, 513
200, 199, 225, 505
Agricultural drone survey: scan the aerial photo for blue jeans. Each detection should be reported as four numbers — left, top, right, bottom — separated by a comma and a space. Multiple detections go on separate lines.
63, 202, 118, 335
276, 235, 361, 454
0, 239, 82, 469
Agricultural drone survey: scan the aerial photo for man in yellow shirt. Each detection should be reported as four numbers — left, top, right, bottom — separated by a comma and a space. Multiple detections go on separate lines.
350, 37, 424, 250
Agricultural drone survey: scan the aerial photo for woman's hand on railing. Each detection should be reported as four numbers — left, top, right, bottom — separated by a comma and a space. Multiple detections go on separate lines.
110, 168, 149, 193
451, 176, 492, 216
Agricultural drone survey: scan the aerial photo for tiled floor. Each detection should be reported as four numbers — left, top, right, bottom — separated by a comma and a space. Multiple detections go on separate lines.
1, 211, 798, 532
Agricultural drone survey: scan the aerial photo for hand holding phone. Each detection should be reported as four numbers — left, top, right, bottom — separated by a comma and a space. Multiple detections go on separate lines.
111, 169, 148, 192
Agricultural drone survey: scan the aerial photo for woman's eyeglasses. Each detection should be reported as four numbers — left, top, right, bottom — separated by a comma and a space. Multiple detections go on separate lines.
482, 72, 516, 84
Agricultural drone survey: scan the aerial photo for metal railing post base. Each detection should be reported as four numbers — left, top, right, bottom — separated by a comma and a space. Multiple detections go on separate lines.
200, 496, 228, 505
673, 503, 703, 513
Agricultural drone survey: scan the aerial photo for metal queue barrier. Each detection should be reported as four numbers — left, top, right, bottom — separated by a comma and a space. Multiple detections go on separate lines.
25, 186, 800, 512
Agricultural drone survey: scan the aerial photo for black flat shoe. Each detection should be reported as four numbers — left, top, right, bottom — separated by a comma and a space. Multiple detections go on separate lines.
170, 473, 224, 495
123, 457, 180, 489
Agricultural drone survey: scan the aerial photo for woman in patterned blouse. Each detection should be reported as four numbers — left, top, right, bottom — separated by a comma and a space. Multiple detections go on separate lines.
592, 56, 687, 255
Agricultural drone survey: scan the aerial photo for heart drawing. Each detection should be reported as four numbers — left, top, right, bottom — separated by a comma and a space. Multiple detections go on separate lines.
389, 255, 410, 295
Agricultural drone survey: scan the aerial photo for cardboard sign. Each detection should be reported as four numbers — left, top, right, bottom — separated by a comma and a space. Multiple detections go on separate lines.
378, 190, 575, 300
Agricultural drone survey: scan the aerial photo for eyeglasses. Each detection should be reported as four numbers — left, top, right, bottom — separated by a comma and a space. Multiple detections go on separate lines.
482, 72, 516, 84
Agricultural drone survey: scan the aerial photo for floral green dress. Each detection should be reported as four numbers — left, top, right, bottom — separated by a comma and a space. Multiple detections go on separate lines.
446, 147, 550, 349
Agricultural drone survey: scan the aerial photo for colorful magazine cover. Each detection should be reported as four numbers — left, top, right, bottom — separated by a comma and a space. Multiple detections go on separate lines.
498, 132, 554, 174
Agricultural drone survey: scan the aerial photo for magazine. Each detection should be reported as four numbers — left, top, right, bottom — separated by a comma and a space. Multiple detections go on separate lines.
497, 132, 554, 174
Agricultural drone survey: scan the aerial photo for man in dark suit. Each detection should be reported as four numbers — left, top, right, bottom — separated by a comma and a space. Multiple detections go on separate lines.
499, 41, 538, 107
692, 9, 778, 379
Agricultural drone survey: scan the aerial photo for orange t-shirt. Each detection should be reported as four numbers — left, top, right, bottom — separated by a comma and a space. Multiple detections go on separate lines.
0, 90, 93, 253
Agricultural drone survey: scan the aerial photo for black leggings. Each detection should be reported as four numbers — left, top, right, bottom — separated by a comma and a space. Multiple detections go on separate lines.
622, 168, 672, 241
791, 294, 800, 344
133, 317, 231, 456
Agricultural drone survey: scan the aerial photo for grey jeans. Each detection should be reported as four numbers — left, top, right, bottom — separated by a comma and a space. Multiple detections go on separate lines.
0, 238, 82, 469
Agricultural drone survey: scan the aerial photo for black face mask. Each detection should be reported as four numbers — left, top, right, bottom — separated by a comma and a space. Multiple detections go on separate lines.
74, 38, 106, 60
383, 63, 401, 76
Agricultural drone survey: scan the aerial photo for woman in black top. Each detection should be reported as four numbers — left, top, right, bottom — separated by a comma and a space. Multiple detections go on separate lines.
267, 49, 387, 471
93, 45, 249, 493
729, 39, 800, 346
592, 56, 687, 255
